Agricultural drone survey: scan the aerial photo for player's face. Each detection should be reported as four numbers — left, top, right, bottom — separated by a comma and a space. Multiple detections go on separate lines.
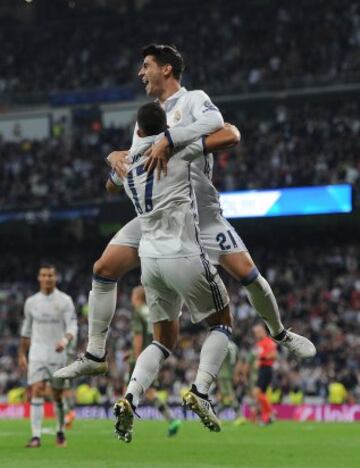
138, 55, 166, 97
38, 268, 57, 292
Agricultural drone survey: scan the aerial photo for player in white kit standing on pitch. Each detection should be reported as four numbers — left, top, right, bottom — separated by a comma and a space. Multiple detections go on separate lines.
18, 265, 78, 448
55, 44, 315, 382
111, 102, 232, 442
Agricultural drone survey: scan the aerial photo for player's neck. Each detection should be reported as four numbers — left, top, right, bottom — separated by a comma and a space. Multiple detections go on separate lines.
157, 81, 181, 104
40, 287, 55, 295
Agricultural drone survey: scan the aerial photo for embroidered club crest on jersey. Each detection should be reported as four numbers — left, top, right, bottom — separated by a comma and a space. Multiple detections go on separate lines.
174, 110, 182, 123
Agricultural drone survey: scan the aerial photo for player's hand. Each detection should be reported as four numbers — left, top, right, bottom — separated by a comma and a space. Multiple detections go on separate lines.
106, 151, 130, 179
18, 354, 27, 371
55, 337, 69, 353
55, 341, 65, 353
144, 137, 171, 180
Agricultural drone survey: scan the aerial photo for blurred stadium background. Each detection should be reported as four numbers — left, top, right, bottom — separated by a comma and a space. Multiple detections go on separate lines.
1, 0, 360, 451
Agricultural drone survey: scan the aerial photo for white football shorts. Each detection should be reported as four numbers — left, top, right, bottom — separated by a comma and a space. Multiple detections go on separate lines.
141, 254, 229, 324
28, 360, 69, 389
109, 214, 246, 265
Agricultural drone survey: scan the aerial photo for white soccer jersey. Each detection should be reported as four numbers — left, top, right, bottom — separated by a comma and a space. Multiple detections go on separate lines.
21, 288, 78, 364
132, 88, 224, 229
110, 87, 246, 264
122, 134, 204, 258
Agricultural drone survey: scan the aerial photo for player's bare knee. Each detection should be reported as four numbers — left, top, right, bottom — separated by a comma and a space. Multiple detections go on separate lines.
155, 334, 177, 351
206, 305, 232, 328
153, 320, 178, 351
93, 257, 110, 277
221, 252, 257, 281
32, 382, 46, 397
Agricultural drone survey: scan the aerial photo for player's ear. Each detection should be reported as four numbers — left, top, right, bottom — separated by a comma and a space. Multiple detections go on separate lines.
162, 64, 173, 78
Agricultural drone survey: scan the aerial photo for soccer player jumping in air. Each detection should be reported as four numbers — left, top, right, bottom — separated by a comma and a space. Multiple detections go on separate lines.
55, 44, 315, 381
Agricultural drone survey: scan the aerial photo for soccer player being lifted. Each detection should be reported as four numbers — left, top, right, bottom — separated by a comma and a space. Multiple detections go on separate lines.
55, 44, 315, 381
18, 265, 78, 448
111, 102, 234, 442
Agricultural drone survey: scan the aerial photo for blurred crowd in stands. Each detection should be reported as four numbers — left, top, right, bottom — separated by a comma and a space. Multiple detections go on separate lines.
1, 100, 359, 210
1, 243, 359, 406
0, 0, 360, 102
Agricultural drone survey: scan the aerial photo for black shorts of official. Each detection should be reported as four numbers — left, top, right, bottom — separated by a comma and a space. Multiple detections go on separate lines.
256, 366, 273, 392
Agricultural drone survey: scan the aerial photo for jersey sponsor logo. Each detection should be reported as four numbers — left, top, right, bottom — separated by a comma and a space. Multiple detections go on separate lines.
34, 317, 61, 324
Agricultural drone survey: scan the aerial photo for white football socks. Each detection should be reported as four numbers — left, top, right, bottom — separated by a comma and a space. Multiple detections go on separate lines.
30, 397, 44, 438
245, 274, 284, 337
126, 342, 170, 407
194, 329, 230, 395
87, 278, 117, 358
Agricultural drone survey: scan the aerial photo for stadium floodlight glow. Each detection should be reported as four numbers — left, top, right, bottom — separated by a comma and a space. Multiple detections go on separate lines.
219, 184, 352, 219
25, 0, 33, 3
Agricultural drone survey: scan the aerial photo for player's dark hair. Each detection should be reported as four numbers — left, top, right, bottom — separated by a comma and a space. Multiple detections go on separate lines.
38, 263, 57, 273
142, 44, 185, 81
137, 102, 167, 136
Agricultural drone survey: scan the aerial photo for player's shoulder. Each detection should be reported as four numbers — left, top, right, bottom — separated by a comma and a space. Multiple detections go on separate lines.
183, 89, 219, 113
55, 288, 74, 304
25, 292, 41, 304
185, 89, 211, 102
129, 135, 158, 161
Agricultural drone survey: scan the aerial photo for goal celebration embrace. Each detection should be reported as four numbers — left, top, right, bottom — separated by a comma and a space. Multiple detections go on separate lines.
4, 2, 359, 467
53, 43, 315, 442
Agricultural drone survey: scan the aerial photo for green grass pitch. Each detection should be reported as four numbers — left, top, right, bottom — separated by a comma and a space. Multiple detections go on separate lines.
0, 419, 359, 468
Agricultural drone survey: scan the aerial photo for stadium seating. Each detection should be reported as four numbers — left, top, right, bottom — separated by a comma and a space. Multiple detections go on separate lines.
0, 0, 359, 103
1, 100, 359, 209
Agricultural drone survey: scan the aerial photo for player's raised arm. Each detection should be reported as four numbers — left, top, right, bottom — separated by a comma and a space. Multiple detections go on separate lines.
204, 123, 241, 153
18, 299, 32, 371
166, 90, 224, 148
177, 123, 241, 163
